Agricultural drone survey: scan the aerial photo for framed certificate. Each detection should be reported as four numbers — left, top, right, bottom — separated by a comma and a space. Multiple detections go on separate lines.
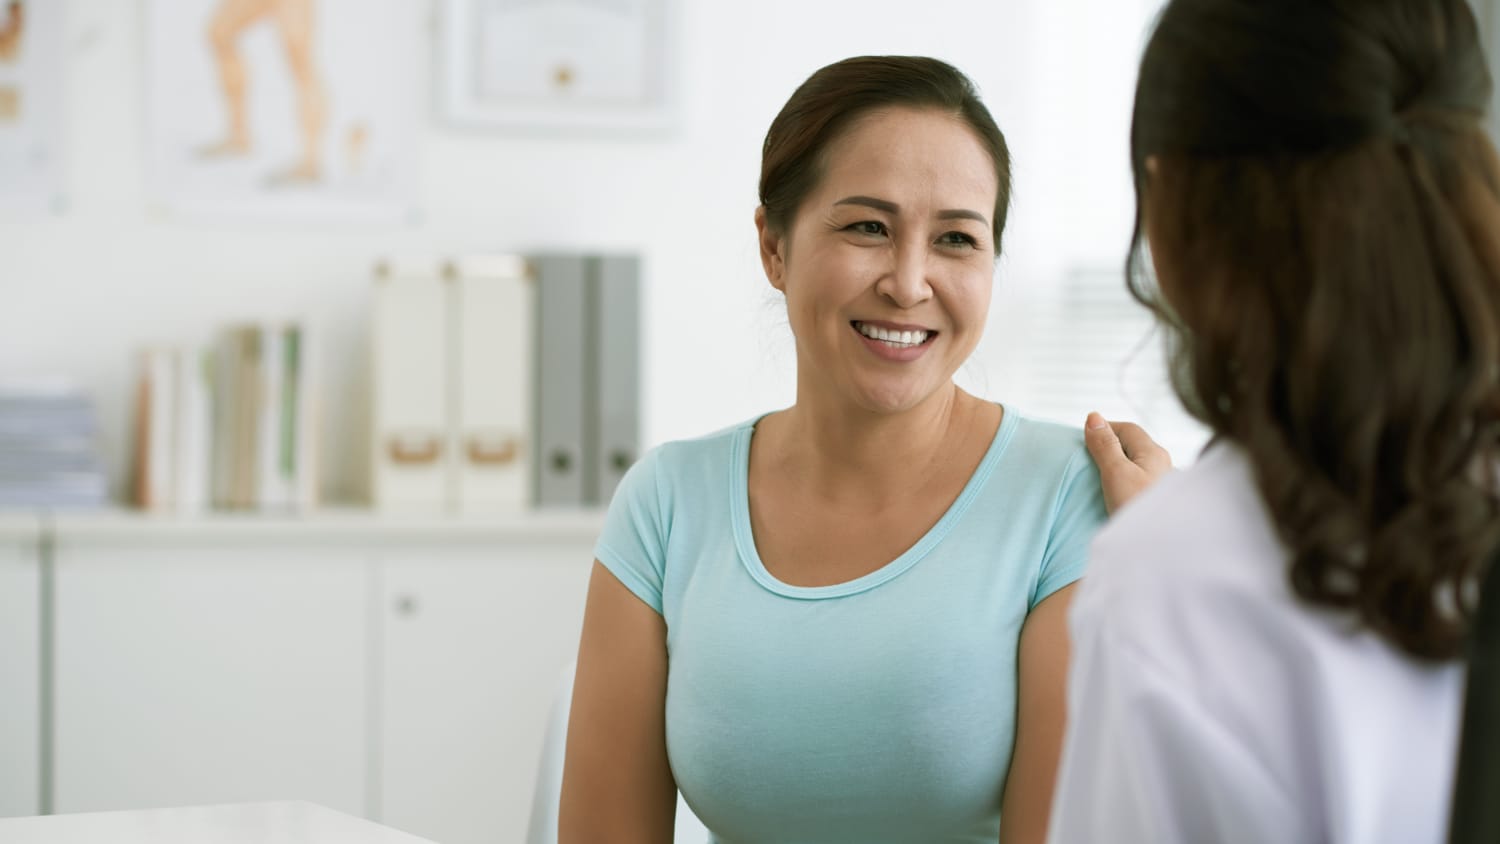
440, 0, 675, 132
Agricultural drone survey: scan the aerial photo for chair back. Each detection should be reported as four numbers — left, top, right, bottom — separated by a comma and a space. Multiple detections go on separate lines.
1448, 553, 1500, 843
525, 661, 711, 843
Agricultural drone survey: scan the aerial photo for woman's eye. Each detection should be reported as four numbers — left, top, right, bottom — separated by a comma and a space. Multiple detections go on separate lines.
847, 221, 887, 236
939, 231, 979, 249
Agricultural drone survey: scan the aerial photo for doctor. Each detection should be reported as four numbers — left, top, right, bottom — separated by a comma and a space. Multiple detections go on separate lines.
1051, 0, 1500, 841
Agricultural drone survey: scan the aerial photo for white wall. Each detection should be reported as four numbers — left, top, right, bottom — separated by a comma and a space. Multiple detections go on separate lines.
1, 0, 1159, 504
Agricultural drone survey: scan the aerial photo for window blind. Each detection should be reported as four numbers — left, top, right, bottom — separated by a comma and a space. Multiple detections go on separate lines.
1007, 266, 1210, 468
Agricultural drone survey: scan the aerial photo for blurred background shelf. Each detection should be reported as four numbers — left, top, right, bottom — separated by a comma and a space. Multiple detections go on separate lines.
37, 507, 607, 545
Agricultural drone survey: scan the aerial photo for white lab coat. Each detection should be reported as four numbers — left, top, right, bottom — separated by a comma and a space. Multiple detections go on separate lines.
1048, 444, 1464, 844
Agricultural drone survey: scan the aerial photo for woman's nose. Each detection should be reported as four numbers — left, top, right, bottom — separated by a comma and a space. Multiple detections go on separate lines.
876, 242, 934, 309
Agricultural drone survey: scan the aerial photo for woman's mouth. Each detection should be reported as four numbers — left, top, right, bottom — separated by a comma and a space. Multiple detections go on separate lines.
851, 320, 936, 349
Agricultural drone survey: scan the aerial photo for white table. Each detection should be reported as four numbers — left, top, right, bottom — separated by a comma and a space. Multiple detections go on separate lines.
0, 801, 439, 843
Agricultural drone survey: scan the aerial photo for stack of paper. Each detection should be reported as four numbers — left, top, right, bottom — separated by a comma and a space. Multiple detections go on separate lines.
0, 382, 108, 509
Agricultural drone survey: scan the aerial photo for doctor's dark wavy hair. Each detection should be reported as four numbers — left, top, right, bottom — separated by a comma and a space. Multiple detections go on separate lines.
1130, 0, 1500, 660
759, 56, 1012, 254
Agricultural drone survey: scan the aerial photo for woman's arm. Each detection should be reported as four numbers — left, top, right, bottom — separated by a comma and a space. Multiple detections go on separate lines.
559, 561, 677, 844
998, 583, 1077, 844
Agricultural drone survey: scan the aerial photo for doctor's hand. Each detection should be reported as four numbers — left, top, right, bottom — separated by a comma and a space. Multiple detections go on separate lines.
1084, 412, 1173, 515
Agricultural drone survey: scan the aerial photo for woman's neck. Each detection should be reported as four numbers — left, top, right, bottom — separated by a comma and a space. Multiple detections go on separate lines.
759, 384, 991, 509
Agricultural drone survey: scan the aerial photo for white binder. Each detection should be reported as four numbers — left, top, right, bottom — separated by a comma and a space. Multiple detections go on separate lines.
453, 255, 533, 514
290, 324, 320, 512
173, 347, 211, 515
372, 259, 450, 512
137, 348, 176, 512
256, 326, 286, 511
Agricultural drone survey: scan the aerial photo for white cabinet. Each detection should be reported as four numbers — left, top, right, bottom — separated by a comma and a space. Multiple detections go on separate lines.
51, 519, 369, 816
36, 510, 601, 843
0, 516, 40, 818
375, 524, 594, 844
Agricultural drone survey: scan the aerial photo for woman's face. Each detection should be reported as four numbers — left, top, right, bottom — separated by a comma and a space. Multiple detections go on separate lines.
1139, 157, 1183, 308
758, 106, 999, 416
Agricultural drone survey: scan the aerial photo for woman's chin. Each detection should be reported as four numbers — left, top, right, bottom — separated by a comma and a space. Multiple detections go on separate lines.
851, 381, 949, 416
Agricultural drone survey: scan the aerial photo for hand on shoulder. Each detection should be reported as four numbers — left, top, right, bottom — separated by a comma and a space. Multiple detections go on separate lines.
1083, 412, 1173, 514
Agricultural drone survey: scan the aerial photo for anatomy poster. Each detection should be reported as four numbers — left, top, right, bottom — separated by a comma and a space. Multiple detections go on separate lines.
144, 0, 422, 224
0, 0, 65, 217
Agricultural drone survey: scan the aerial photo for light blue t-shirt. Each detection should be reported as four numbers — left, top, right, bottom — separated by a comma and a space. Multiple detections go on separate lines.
593, 407, 1106, 844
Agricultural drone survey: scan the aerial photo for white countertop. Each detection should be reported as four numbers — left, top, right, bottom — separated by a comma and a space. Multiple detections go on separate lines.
0, 801, 437, 843
29, 507, 607, 545
0, 513, 39, 542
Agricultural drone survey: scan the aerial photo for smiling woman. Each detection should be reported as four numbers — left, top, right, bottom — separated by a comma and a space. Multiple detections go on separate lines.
759, 106, 998, 418
559, 56, 1108, 844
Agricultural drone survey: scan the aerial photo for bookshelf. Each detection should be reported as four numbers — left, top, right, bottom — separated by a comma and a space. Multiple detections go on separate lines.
3, 251, 632, 839
0, 514, 38, 540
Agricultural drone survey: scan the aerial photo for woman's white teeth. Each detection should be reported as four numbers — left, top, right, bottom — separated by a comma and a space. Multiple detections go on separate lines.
856, 322, 929, 347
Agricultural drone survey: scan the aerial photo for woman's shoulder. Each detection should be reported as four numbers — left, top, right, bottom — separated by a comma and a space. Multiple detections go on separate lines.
993, 408, 1095, 481
624, 417, 758, 491
647, 417, 755, 460
1003, 408, 1087, 452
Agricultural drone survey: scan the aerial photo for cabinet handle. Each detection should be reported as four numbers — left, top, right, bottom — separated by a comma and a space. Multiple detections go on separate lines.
388, 434, 442, 464
468, 435, 520, 465
394, 594, 419, 617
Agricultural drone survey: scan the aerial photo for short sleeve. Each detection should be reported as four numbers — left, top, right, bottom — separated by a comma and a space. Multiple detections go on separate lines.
593, 446, 670, 615
1034, 447, 1107, 608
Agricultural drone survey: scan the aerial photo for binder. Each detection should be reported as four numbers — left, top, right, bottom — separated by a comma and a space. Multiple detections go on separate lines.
135, 348, 176, 512
367, 251, 640, 512
173, 347, 211, 515
288, 324, 319, 511
257, 326, 286, 511
590, 255, 640, 505
532, 255, 589, 508
230, 326, 263, 510
210, 331, 238, 509
453, 255, 533, 514
372, 259, 450, 512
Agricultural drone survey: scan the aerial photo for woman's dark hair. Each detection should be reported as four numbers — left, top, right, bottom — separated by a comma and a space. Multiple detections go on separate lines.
1130, 0, 1500, 659
759, 56, 1012, 253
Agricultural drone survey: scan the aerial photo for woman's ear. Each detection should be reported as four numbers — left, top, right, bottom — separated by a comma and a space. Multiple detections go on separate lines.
1138, 155, 1178, 303
755, 206, 787, 292
1140, 155, 1165, 251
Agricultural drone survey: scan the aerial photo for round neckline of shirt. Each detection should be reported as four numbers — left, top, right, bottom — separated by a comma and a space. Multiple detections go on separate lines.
730, 403, 1019, 601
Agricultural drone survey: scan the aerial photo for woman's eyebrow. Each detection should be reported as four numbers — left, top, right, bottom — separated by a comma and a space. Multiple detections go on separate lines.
834, 195, 987, 226
834, 195, 900, 214
938, 208, 989, 226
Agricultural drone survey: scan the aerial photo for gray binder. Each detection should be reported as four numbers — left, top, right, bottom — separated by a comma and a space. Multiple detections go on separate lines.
532, 256, 589, 507
590, 255, 640, 505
